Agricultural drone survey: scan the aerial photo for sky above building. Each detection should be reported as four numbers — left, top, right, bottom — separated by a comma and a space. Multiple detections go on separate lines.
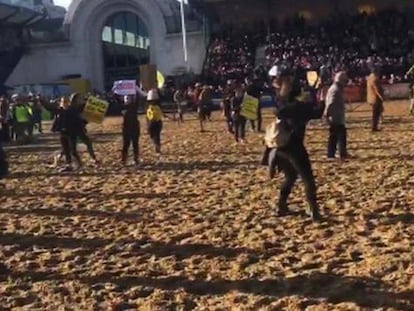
54, 0, 71, 9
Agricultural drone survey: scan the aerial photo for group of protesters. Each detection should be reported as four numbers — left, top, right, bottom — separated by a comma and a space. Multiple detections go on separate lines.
1, 61, 413, 222
0, 94, 44, 145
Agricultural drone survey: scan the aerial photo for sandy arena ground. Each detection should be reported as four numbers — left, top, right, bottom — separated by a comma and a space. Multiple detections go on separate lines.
0, 102, 414, 310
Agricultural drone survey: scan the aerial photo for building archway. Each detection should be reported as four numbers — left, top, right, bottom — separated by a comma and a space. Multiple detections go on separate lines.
101, 11, 150, 90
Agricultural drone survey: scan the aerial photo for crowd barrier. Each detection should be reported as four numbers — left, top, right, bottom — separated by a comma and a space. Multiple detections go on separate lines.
322, 82, 411, 103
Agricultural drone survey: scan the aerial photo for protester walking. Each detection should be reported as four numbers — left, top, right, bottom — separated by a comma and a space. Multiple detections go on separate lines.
231, 86, 247, 143
262, 66, 325, 221
325, 72, 348, 160
51, 97, 83, 172
146, 89, 163, 154
71, 93, 100, 165
173, 87, 187, 123
367, 67, 384, 132
221, 81, 234, 133
198, 85, 212, 132
122, 95, 140, 166
245, 76, 264, 132
11, 94, 32, 144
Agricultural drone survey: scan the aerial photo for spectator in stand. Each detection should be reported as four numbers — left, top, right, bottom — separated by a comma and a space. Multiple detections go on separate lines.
204, 9, 414, 88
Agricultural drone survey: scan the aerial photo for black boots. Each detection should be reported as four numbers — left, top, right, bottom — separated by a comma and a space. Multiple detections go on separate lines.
276, 200, 322, 222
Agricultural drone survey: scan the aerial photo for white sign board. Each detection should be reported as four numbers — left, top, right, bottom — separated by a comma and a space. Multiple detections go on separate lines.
112, 80, 138, 96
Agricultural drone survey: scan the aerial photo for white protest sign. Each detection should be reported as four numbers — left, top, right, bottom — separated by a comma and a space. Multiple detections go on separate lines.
112, 80, 138, 96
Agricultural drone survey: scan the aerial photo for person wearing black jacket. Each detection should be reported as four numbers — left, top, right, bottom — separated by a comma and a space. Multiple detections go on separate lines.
50, 97, 83, 171
122, 95, 140, 166
262, 68, 325, 221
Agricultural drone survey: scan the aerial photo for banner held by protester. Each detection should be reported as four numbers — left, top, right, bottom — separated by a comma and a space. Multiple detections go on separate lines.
83, 96, 109, 123
241, 94, 259, 120
112, 80, 137, 96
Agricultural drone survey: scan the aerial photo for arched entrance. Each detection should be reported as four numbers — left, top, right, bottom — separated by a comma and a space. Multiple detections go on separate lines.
101, 11, 150, 91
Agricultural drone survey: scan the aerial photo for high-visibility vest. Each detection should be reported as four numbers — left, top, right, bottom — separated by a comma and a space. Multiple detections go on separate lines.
15, 106, 29, 123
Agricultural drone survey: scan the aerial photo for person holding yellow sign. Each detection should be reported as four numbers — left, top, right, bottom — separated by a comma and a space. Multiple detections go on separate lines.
146, 89, 163, 154
231, 86, 248, 143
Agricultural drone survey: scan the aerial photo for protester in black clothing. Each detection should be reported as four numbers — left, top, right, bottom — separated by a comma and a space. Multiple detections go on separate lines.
0, 119, 8, 179
72, 94, 100, 165
51, 97, 83, 171
221, 81, 235, 133
262, 68, 325, 221
122, 95, 140, 166
231, 86, 247, 143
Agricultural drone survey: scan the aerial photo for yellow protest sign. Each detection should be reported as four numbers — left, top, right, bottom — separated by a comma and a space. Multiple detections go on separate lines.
307, 71, 320, 87
241, 94, 259, 120
83, 96, 109, 123
157, 71, 165, 89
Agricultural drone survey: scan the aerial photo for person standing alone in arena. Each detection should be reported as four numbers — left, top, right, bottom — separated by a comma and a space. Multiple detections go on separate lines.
325, 71, 349, 160
367, 67, 384, 132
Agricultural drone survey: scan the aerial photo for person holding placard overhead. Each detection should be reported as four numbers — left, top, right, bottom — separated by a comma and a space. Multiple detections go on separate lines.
146, 89, 164, 154
264, 66, 325, 221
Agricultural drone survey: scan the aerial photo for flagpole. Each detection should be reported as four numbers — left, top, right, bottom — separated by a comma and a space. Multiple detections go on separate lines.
179, 0, 190, 72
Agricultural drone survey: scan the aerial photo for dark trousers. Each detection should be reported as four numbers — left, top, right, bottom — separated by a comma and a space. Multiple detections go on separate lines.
225, 112, 233, 133
122, 127, 140, 163
276, 146, 318, 212
78, 131, 97, 161
148, 121, 162, 153
234, 116, 246, 142
372, 102, 383, 131
328, 124, 347, 158
0, 124, 10, 143
249, 107, 262, 132
61, 134, 82, 166
0, 140, 8, 177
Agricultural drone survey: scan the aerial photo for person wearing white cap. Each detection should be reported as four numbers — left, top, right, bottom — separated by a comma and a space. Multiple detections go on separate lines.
146, 89, 163, 154
324, 71, 348, 160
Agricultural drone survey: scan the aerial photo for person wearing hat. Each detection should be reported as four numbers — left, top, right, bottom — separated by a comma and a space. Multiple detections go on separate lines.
121, 95, 140, 166
325, 71, 349, 160
262, 67, 325, 222
146, 89, 163, 154
367, 67, 384, 132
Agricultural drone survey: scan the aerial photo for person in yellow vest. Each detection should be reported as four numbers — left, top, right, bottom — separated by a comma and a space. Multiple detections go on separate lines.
367, 67, 384, 132
231, 85, 247, 143
146, 89, 163, 154
12, 94, 32, 144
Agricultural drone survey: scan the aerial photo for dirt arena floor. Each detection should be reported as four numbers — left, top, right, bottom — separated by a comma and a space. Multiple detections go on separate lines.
1, 101, 414, 310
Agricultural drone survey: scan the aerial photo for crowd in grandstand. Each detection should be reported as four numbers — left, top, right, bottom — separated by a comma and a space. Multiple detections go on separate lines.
204, 9, 414, 86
